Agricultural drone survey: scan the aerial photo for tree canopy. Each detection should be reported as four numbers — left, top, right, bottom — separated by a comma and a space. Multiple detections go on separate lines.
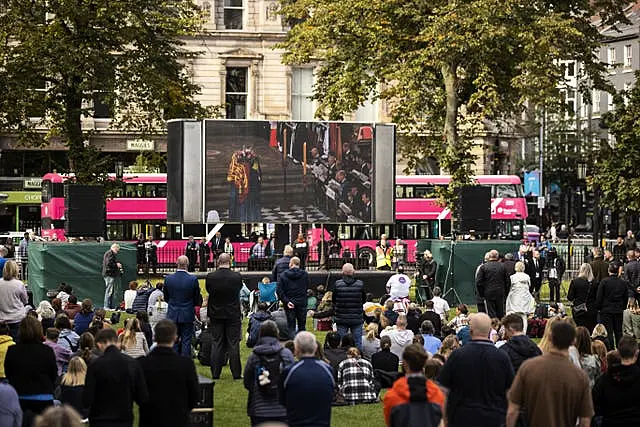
0, 0, 210, 183
590, 72, 640, 213
279, 0, 628, 204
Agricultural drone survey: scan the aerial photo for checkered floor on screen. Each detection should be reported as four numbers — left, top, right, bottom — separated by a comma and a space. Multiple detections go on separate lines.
259, 206, 331, 222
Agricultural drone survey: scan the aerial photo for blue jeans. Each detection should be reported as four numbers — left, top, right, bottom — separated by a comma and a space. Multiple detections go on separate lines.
337, 323, 363, 352
175, 322, 194, 357
103, 276, 115, 309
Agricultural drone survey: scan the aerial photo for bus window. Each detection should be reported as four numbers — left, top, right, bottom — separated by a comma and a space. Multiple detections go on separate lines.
405, 186, 414, 198
414, 185, 434, 199
395, 185, 404, 199
493, 184, 521, 198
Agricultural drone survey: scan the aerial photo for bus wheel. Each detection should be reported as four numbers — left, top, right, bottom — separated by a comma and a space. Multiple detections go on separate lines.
357, 247, 375, 267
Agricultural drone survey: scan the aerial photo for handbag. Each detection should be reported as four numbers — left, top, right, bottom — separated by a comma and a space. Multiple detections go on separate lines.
573, 303, 588, 314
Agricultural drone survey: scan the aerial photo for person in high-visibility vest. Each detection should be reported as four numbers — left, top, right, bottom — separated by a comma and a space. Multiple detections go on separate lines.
376, 235, 392, 270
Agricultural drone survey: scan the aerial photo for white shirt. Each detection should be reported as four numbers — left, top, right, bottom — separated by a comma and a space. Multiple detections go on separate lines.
430, 296, 450, 319
385, 274, 411, 299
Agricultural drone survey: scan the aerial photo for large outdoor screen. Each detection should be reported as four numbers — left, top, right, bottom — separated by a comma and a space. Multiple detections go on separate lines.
167, 119, 395, 224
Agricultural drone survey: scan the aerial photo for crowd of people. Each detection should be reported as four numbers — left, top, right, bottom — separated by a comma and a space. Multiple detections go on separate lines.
5, 235, 640, 427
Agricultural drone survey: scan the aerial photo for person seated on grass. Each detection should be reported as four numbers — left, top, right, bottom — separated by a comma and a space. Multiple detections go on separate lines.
55, 315, 80, 353
124, 281, 138, 312
33, 405, 84, 427
59, 357, 89, 421
244, 320, 295, 426
132, 283, 155, 315
337, 347, 378, 405
44, 328, 72, 377
421, 320, 442, 356
74, 332, 100, 366
73, 299, 94, 336
63, 295, 82, 321
371, 336, 399, 389
324, 332, 347, 377
247, 302, 273, 348
136, 311, 153, 348
119, 318, 149, 359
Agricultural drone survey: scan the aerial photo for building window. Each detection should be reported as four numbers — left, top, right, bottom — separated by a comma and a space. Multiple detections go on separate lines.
607, 92, 614, 111
291, 68, 314, 120
225, 67, 248, 119
624, 44, 633, 69
93, 92, 111, 119
224, 0, 243, 29
27, 80, 47, 118
566, 62, 575, 77
592, 89, 600, 113
565, 89, 575, 115
608, 47, 616, 69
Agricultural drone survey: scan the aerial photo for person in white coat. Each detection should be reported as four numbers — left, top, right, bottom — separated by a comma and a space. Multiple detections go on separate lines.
506, 262, 535, 333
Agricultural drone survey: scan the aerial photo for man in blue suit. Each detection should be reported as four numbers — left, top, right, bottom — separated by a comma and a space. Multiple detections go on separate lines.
163, 255, 201, 357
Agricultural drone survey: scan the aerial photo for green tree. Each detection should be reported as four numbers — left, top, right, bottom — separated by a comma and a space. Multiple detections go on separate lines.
0, 0, 211, 183
278, 0, 627, 204
590, 74, 640, 213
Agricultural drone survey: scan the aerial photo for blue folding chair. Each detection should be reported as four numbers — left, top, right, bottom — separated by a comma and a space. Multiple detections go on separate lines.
258, 281, 279, 312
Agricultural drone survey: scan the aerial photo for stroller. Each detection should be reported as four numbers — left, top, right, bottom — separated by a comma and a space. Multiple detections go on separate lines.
249, 281, 280, 315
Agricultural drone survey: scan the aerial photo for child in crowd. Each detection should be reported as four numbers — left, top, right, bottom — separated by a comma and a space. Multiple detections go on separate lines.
424, 358, 444, 380
592, 324, 608, 348
447, 304, 469, 333
59, 357, 89, 421
592, 340, 608, 373
489, 318, 500, 343
313, 291, 334, 332
119, 318, 149, 358
44, 328, 72, 377
124, 281, 138, 312
246, 302, 272, 348
37, 300, 56, 331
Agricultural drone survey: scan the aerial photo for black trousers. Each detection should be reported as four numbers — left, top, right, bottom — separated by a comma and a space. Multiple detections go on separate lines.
485, 297, 505, 320
548, 278, 561, 303
601, 312, 624, 349
286, 305, 307, 337
210, 317, 242, 379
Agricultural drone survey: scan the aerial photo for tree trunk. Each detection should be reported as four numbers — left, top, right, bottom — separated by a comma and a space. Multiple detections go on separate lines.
442, 62, 459, 155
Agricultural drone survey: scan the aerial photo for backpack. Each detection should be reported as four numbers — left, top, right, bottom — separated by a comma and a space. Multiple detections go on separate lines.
198, 325, 212, 366
534, 303, 549, 319
256, 349, 283, 397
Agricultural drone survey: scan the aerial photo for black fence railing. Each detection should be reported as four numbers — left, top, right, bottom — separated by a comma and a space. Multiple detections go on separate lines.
140, 245, 419, 275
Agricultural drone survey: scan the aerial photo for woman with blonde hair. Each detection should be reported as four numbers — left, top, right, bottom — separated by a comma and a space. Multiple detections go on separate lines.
538, 316, 581, 367
37, 301, 56, 331
0, 260, 28, 339
119, 318, 149, 358
59, 357, 88, 420
361, 322, 380, 360
567, 263, 597, 331
438, 335, 459, 360
505, 261, 535, 334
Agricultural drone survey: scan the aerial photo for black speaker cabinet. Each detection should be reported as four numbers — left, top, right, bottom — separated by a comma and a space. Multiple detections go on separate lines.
189, 375, 214, 427
64, 184, 105, 237
456, 186, 491, 234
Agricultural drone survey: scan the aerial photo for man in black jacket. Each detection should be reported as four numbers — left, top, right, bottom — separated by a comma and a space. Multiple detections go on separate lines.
139, 320, 199, 427
475, 250, 510, 319
624, 250, 640, 301
596, 263, 630, 349
525, 250, 544, 298
272, 245, 294, 282
332, 263, 366, 351
84, 328, 149, 427
500, 313, 541, 372
277, 256, 310, 338
418, 301, 442, 338
416, 250, 437, 300
593, 336, 640, 426
590, 247, 609, 284
206, 253, 243, 379
101, 243, 121, 310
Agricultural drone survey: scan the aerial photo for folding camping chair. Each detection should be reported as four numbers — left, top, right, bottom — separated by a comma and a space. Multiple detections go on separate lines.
257, 281, 279, 313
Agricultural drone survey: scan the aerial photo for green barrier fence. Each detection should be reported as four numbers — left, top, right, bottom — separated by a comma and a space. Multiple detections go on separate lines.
28, 242, 137, 306
416, 240, 521, 305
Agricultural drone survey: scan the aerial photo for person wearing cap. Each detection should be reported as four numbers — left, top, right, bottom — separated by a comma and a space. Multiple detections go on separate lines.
416, 250, 437, 301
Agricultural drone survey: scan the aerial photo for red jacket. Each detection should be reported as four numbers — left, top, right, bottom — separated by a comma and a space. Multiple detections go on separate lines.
383, 376, 444, 426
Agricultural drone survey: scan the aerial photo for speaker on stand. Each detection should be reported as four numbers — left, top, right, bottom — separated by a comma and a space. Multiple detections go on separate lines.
455, 186, 492, 236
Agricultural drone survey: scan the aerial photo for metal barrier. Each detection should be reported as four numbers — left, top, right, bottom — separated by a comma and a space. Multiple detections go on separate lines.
139, 245, 418, 275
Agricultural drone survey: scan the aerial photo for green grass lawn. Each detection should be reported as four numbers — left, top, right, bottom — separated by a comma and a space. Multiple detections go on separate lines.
121, 277, 568, 426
